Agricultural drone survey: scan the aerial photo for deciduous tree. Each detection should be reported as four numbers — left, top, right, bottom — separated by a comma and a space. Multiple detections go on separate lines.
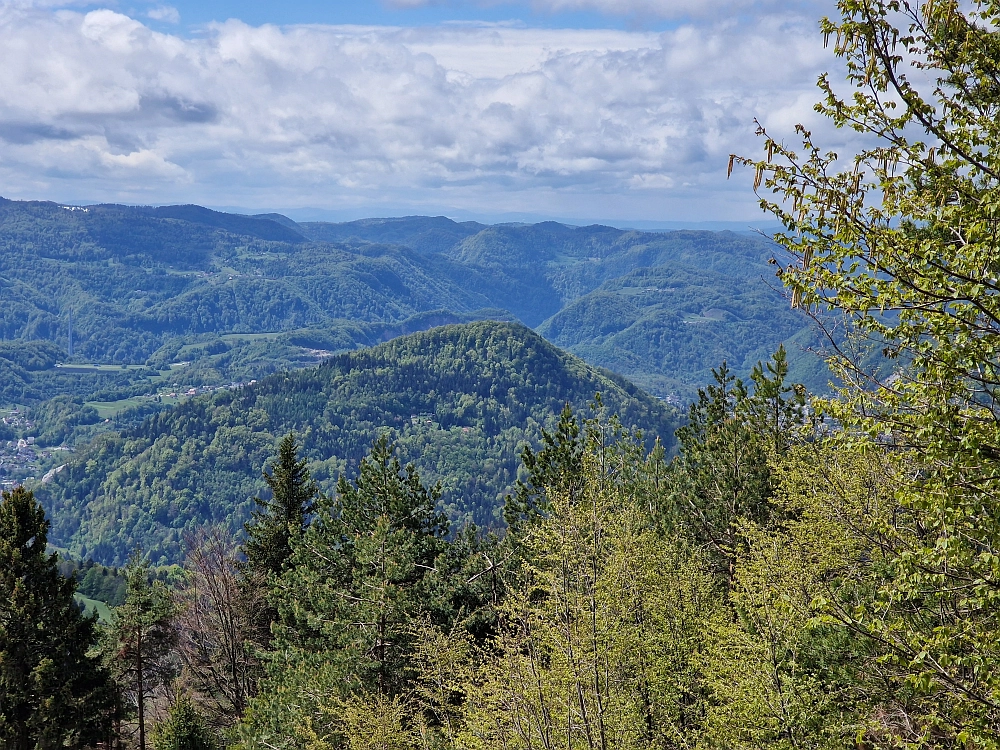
738, 0, 1000, 741
175, 528, 265, 727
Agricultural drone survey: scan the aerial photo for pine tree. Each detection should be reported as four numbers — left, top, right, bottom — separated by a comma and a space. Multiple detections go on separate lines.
665, 350, 805, 583
153, 693, 218, 750
243, 432, 318, 579
106, 553, 177, 750
0, 486, 114, 749
241, 436, 454, 745
505, 402, 584, 530
285, 434, 450, 694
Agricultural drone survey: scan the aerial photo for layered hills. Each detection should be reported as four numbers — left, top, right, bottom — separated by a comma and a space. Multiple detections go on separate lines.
35, 321, 677, 566
2, 199, 825, 565
0, 198, 817, 408
538, 265, 806, 396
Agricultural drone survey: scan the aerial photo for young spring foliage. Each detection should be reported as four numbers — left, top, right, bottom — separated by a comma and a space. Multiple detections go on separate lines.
735, 0, 1000, 742
465, 415, 723, 750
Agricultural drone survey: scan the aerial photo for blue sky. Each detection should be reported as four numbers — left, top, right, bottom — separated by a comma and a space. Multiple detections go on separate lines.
137, 1, 673, 32
0, 0, 842, 224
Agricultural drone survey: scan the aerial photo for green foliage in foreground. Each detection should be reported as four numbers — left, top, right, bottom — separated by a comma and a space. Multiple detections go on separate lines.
35, 321, 676, 565
232, 349, 879, 750
104, 554, 178, 750
739, 0, 1000, 739
0, 486, 114, 748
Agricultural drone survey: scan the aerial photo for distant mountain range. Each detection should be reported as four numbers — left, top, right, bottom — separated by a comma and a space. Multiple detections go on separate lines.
0, 197, 823, 404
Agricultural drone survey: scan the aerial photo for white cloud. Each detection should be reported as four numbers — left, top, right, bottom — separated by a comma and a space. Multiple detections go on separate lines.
147, 5, 180, 24
385, 0, 834, 20
0, 4, 847, 220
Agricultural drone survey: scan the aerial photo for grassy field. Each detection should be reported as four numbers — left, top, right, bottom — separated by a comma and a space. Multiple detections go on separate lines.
86, 398, 148, 419
74, 593, 112, 623
86, 395, 179, 418
219, 332, 283, 343
54, 363, 148, 373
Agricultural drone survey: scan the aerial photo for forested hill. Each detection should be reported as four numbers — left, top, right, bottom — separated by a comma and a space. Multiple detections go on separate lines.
35, 321, 676, 566
0, 198, 817, 405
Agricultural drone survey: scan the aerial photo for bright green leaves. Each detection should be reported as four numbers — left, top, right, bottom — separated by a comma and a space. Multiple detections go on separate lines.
739, 1, 1000, 742
464, 417, 719, 750
153, 693, 219, 750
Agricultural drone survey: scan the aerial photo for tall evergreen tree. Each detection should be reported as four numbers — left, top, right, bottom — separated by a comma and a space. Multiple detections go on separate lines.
106, 554, 177, 750
505, 402, 584, 531
243, 432, 318, 579
665, 350, 805, 583
240, 436, 456, 746
281, 434, 450, 694
0, 486, 114, 749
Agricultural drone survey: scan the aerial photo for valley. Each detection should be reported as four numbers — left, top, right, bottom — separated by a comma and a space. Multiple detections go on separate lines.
0, 197, 828, 564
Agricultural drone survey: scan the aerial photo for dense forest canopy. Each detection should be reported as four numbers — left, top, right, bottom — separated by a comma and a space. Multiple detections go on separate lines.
34, 321, 677, 566
0, 198, 820, 404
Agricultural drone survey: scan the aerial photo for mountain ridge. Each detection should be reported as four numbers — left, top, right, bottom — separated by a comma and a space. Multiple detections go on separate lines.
34, 320, 677, 566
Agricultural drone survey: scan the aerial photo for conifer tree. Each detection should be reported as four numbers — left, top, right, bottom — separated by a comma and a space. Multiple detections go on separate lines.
665, 349, 805, 583
106, 553, 177, 750
243, 432, 318, 579
241, 436, 455, 745
281, 434, 449, 693
505, 402, 584, 533
0, 486, 114, 749
153, 693, 218, 750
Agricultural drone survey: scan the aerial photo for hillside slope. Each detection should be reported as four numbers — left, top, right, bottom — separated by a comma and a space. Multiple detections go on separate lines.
35, 321, 677, 565
538, 265, 811, 398
0, 199, 824, 411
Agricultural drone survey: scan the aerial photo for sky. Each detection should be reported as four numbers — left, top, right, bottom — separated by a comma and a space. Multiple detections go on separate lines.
0, 0, 847, 224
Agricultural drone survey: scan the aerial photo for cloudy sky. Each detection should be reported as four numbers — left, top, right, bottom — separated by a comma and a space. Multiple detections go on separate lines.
0, 0, 845, 224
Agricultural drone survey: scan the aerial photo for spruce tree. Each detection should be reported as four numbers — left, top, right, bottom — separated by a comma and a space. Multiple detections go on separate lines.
153, 693, 218, 750
106, 554, 177, 750
0, 486, 114, 749
243, 432, 318, 579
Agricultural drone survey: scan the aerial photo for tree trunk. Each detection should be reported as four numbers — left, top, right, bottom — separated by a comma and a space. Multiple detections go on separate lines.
136, 629, 146, 750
